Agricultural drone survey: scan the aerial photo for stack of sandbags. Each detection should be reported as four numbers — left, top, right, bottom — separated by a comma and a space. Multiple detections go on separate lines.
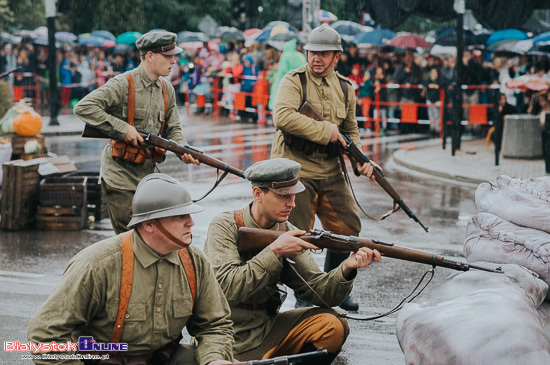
396, 263, 550, 365
464, 175, 550, 299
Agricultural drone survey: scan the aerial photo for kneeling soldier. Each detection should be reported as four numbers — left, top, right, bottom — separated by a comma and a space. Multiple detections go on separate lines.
204, 158, 381, 363
27, 173, 234, 365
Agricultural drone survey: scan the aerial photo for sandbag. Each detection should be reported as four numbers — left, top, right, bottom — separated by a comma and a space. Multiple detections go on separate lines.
464, 212, 550, 299
396, 263, 550, 365
474, 175, 550, 233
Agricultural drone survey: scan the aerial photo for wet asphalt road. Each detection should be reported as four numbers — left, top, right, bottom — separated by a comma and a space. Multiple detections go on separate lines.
0, 119, 479, 364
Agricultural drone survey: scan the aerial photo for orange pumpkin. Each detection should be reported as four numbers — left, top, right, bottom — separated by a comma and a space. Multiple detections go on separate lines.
13, 111, 43, 136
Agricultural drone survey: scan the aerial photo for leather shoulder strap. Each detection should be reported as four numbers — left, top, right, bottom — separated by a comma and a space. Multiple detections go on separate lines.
159, 81, 168, 135
178, 249, 196, 309
125, 73, 135, 126
338, 77, 349, 110
298, 72, 307, 105
234, 209, 245, 229
111, 230, 135, 346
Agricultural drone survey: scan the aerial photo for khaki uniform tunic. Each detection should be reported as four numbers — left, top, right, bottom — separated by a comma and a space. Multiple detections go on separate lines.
271, 65, 361, 179
203, 203, 355, 354
74, 65, 186, 191
27, 231, 234, 365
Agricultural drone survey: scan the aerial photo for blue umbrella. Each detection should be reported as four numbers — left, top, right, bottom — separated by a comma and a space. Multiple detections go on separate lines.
486, 29, 528, 46
533, 31, 550, 45
255, 25, 298, 43
434, 26, 476, 46
91, 30, 116, 42
78, 35, 106, 47
55, 31, 77, 43
116, 31, 142, 45
354, 28, 396, 47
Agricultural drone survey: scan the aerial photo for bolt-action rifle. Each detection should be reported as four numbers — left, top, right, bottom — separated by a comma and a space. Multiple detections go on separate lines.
235, 349, 328, 364
237, 227, 503, 273
82, 125, 245, 179
298, 101, 428, 232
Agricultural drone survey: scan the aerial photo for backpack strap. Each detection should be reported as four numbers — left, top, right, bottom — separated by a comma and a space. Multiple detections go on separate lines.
159, 80, 168, 135
125, 73, 135, 126
111, 230, 196, 350
338, 77, 349, 110
111, 230, 135, 348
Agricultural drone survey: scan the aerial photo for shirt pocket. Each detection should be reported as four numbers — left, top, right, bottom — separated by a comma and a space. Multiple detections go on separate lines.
336, 107, 347, 124
170, 297, 193, 337
107, 301, 148, 344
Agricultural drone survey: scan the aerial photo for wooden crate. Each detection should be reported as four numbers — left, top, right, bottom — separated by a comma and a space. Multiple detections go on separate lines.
36, 176, 88, 230
5, 134, 47, 160
1, 159, 41, 230
63, 171, 108, 221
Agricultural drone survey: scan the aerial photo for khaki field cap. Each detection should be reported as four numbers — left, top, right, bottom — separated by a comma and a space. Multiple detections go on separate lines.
245, 158, 306, 195
304, 24, 343, 52
128, 173, 204, 227
135, 31, 183, 56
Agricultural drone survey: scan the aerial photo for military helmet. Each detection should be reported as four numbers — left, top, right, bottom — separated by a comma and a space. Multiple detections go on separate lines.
304, 24, 343, 52
128, 173, 204, 227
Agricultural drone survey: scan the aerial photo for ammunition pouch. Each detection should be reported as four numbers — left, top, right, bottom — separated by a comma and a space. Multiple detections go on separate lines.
282, 132, 339, 158
111, 140, 166, 165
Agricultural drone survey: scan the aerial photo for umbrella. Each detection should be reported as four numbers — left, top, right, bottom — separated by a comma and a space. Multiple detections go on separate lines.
267, 32, 307, 50
533, 31, 550, 45
55, 31, 78, 43
116, 31, 142, 45
520, 19, 550, 35
32, 26, 48, 39
91, 30, 116, 42
244, 28, 262, 38
177, 31, 209, 43
487, 39, 520, 52
434, 26, 476, 46
78, 35, 107, 47
101, 40, 116, 48
262, 21, 293, 32
112, 43, 133, 55
505, 75, 550, 93
354, 28, 395, 47
387, 33, 431, 49
430, 44, 457, 57
255, 25, 298, 43
14, 29, 35, 39
0, 32, 18, 43
486, 29, 528, 46
215, 26, 244, 42
314, 9, 338, 23
510, 39, 534, 54
330, 20, 369, 37
178, 41, 204, 52
32, 37, 60, 48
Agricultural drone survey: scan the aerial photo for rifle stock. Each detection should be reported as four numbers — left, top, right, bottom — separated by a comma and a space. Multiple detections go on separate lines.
81, 125, 245, 179
237, 227, 503, 273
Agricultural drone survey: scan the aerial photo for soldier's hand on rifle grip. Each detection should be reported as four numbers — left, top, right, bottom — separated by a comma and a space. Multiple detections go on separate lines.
342, 247, 381, 278
123, 125, 144, 146
269, 230, 319, 259
330, 124, 347, 146
356, 161, 382, 181
180, 146, 201, 165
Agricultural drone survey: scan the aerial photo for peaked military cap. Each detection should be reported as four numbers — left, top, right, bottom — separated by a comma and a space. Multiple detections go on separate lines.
245, 158, 305, 195
135, 31, 183, 56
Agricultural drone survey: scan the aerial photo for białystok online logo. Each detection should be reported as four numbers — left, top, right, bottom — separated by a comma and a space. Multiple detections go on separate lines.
4, 337, 128, 353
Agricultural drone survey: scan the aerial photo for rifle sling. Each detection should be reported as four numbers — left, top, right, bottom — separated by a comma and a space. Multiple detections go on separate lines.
337, 149, 399, 222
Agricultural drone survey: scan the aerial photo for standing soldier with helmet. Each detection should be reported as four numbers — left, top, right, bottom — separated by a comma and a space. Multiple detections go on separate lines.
74, 31, 199, 235
271, 24, 380, 311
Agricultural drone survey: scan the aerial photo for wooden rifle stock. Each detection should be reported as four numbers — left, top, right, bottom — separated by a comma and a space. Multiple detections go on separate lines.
340, 133, 429, 232
81, 125, 245, 179
237, 227, 503, 273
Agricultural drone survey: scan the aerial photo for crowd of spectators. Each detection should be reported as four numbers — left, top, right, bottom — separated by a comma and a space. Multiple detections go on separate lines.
1, 34, 550, 134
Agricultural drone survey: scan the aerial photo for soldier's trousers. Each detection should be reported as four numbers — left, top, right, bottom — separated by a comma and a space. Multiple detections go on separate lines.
289, 174, 361, 236
101, 178, 134, 235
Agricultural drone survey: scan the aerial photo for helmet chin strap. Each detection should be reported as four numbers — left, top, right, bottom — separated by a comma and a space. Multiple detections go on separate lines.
152, 220, 190, 248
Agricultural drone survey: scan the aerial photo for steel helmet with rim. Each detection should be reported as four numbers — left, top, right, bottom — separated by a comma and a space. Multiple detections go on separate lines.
304, 24, 343, 52
128, 173, 204, 227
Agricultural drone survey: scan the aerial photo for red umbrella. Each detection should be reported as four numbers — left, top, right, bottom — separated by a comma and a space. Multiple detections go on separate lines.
505, 75, 550, 92
388, 33, 431, 49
